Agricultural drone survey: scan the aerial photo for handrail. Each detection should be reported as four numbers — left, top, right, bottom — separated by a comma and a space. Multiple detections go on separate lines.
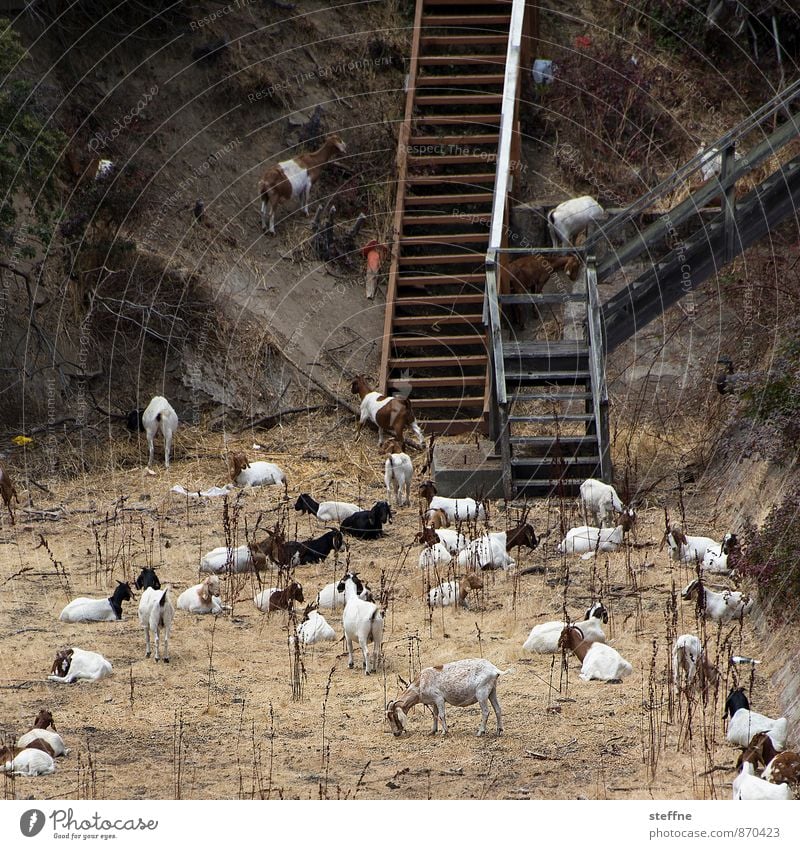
484, 0, 527, 417
584, 76, 800, 251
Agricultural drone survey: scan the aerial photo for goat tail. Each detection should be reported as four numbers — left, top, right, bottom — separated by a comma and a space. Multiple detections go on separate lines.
496, 667, 513, 676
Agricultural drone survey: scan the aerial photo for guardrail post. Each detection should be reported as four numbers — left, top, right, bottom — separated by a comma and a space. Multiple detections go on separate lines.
721, 143, 738, 264
585, 258, 612, 482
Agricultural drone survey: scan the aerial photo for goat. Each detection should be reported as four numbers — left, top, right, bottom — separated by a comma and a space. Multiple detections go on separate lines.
127, 396, 179, 469
423, 508, 449, 529
383, 439, 413, 507
259, 134, 347, 235
386, 658, 510, 737
558, 625, 632, 682
59, 581, 134, 622
664, 525, 722, 564
340, 500, 392, 540
294, 493, 360, 523
47, 648, 113, 683
418, 480, 485, 523
351, 375, 425, 449
724, 687, 788, 750
316, 579, 373, 610
427, 573, 484, 609
415, 524, 467, 555
558, 509, 636, 559
199, 544, 263, 574
455, 523, 539, 571
0, 463, 19, 524
737, 732, 779, 773
548, 195, 606, 247
135, 567, 174, 663
337, 572, 384, 675
290, 529, 344, 565
253, 580, 304, 613
701, 532, 739, 575
228, 452, 286, 488
733, 761, 792, 800
16, 710, 69, 757
177, 575, 223, 614
579, 478, 625, 528
672, 634, 718, 695
523, 602, 608, 653
762, 751, 800, 789
295, 604, 336, 645
1, 746, 55, 776
681, 578, 753, 623
506, 253, 581, 329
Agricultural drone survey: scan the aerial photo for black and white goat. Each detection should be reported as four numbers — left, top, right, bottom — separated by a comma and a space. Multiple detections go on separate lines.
340, 501, 393, 540
337, 572, 383, 674
59, 582, 134, 622
135, 567, 174, 663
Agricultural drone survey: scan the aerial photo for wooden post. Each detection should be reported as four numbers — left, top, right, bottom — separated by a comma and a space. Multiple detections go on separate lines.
721, 143, 738, 264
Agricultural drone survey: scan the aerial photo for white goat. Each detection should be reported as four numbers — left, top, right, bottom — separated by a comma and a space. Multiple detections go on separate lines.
701, 532, 738, 575
559, 625, 632, 682
419, 480, 485, 523
665, 526, 720, 564
296, 609, 336, 645
337, 572, 383, 675
386, 658, 510, 737
59, 581, 134, 622
294, 493, 361, 523
47, 648, 113, 683
558, 509, 636, 559
428, 573, 484, 609
1, 748, 55, 776
548, 196, 606, 247
672, 634, 718, 693
681, 578, 753, 623
456, 534, 514, 571
316, 579, 372, 610
128, 396, 178, 469
523, 602, 608, 653
383, 440, 413, 507
199, 544, 260, 574
724, 688, 788, 750
228, 452, 285, 488
579, 478, 624, 528
177, 575, 223, 614
138, 586, 174, 662
17, 710, 68, 756
733, 762, 792, 800
419, 541, 453, 571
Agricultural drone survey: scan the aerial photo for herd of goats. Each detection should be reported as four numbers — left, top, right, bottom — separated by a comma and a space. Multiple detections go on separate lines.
1, 386, 798, 801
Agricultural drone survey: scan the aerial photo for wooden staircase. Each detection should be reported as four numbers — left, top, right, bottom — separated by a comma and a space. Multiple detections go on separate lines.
379, 0, 522, 435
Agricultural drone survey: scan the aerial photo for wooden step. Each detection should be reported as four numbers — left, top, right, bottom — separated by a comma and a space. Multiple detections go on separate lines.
504, 342, 590, 357
417, 54, 507, 67
500, 293, 586, 304
409, 134, 499, 146
416, 93, 503, 107
388, 375, 486, 388
512, 477, 586, 495
510, 391, 593, 401
406, 171, 497, 184
511, 435, 598, 448
405, 396, 485, 408
403, 213, 491, 227
398, 253, 485, 266
397, 274, 485, 287
393, 313, 484, 326
408, 154, 496, 167
404, 192, 494, 206
400, 233, 489, 246
423, 0, 512, 6
413, 113, 502, 126
422, 15, 511, 27
508, 414, 594, 423
416, 74, 505, 87
393, 334, 486, 348
420, 419, 487, 436
420, 35, 508, 47
388, 354, 488, 368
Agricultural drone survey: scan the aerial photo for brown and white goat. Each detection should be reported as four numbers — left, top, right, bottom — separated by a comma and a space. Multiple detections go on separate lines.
351, 375, 425, 449
0, 463, 19, 524
253, 580, 304, 613
259, 134, 347, 235
506, 253, 580, 329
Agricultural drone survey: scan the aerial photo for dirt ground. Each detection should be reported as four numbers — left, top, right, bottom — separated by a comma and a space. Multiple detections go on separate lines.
0, 416, 786, 801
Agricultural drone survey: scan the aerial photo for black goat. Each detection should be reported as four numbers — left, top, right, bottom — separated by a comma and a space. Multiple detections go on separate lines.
290, 529, 344, 565
340, 501, 393, 540
134, 567, 161, 591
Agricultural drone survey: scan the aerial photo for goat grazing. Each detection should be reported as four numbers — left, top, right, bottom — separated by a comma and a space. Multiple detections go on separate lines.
177, 575, 223, 614
559, 625, 633, 682
294, 493, 360, 523
351, 375, 425, 449
386, 658, 510, 737
523, 602, 608, 653
558, 509, 636, 559
418, 480, 485, 523
337, 572, 384, 675
506, 253, 581, 329
579, 478, 625, 528
295, 605, 336, 645
48, 648, 113, 683
17, 710, 68, 757
427, 573, 484, 609
259, 134, 347, 235
672, 634, 718, 694
127, 396, 179, 469
59, 581, 134, 622
340, 500, 393, 540
724, 688, 788, 750
0, 463, 19, 524
681, 578, 753, 623
228, 452, 286, 488
135, 567, 174, 663
383, 439, 413, 507
733, 761, 792, 800
254, 580, 304, 613
548, 196, 606, 247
